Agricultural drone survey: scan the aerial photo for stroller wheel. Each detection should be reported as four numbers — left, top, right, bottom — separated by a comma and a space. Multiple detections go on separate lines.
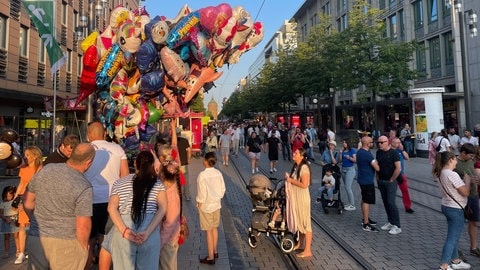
280, 234, 295, 253
323, 208, 329, 214
248, 234, 258, 248
337, 209, 343, 214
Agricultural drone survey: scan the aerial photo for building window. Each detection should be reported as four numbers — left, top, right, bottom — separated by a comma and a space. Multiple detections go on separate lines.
442, 0, 451, 17
337, 0, 347, 12
67, 49, 72, 73
443, 32, 453, 65
413, 0, 424, 29
429, 37, 440, 68
416, 43, 426, 72
19, 26, 28, 57
389, 14, 397, 39
399, 9, 405, 39
62, 2, 67, 25
38, 39, 45, 63
0, 15, 6, 50
380, 0, 386, 10
428, 0, 438, 23
77, 54, 82, 77
322, 2, 331, 15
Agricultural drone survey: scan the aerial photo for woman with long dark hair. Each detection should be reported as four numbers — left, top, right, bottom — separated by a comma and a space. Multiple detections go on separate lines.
285, 148, 312, 258
107, 151, 167, 270
340, 139, 356, 211
433, 151, 471, 270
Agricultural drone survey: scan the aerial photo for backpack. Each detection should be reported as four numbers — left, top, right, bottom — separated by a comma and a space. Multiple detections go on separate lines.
435, 137, 443, 152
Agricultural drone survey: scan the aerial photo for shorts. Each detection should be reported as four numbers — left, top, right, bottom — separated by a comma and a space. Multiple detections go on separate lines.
90, 203, 109, 239
198, 209, 220, 230
221, 147, 230, 155
360, 184, 376, 204
467, 196, 479, 222
248, 152, 261, 160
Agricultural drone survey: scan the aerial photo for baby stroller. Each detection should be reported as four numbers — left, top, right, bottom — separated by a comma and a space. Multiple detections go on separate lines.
246, 174, 296, 253
318, 163, 344, 214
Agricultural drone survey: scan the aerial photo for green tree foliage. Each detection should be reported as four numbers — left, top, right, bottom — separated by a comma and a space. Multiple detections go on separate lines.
222, 0, 417, 118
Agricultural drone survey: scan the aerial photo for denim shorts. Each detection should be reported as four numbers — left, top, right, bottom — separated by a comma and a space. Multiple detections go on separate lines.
466, 196, 479, 221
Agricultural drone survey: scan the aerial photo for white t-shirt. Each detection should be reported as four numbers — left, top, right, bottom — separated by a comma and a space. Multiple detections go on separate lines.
434, 136, 451, 152
84, 140, 128, 204
438, 169, 466, 208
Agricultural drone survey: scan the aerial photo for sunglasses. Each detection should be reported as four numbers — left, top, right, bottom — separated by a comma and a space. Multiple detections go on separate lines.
378, 141, 388, 144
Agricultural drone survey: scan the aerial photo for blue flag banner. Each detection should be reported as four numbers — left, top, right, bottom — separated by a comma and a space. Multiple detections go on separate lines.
22, 0, 66, 74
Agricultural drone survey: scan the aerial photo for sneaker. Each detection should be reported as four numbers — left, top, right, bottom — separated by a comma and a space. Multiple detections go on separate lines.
451, 260, 471, 269
270, 169, 273, 174
381, 222, 394, 231
438, 266, 454, 270
255, 167, 259, 173
406, 208, 415, 213
280, 222, 286, 230
223, 161, 226, 165
388, 225, 402, 235
470, 248, 480, 257
361, 218, 377, 226
225, 163, 228, 167
273, 168, 277, 172
362, 223, 379, 232
252, 169, 255, 174
14, 253, 25, 265
344, 204, 356, 211
315, 197, 322, 204
268, 221, 275, 228
327, 201, 334, 207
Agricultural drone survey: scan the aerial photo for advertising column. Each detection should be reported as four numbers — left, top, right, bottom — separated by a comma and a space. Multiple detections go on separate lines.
408, 87, 445, 158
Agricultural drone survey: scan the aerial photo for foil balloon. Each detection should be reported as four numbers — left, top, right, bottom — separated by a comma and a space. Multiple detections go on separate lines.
1, 129, 19, 144
147, 101, 164, 124
212, 16, 238, 53
230, 6, 254, 49
198, 3, 232, 35
126, 69, 142, 94
139, 124, 158, 142
190, 29, 212, 67
136, 39, 159, 74
81, 31, 99, 53
140, 70, 165, 98
5, 153, 22, 168
166, 11, 200, 49
165, 4, 191, 26
110, 6, 133, 32
96, 43, 123, 89
96, 25, 115, 57
76, 45, 100, 107
109, 68, 129, 96
160, 46, 189, 83
145, 16, 169, 45
0, 141, 12, 160
117, 20, 142, 54
182, 63, 223, 103
226, 22, 264, 65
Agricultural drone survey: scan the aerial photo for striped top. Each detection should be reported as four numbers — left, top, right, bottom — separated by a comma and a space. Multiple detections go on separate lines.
111, 174, 166, 215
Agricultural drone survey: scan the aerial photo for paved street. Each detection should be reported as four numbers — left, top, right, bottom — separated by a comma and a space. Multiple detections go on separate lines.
1, 149, 479, 269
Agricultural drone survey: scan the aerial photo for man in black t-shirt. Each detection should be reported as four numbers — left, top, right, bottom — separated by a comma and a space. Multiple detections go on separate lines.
279, 124, 291, 161
376, 135, 402, 235
245, 132, 264, 174
177, 128, 191, 200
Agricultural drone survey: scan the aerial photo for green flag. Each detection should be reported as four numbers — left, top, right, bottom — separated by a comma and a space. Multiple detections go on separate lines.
23, 0, 66, 74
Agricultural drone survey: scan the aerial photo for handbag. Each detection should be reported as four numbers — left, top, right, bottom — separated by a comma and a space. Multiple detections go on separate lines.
178, 215, 189, 245
439, 178, 473, 219
11, 195, 22, 208
435, 137, 443, 152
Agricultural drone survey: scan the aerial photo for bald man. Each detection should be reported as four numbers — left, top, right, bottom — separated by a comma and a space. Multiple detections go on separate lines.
83, 122, 129, 268
376, 135, 402, 235
357, 135, 380, 232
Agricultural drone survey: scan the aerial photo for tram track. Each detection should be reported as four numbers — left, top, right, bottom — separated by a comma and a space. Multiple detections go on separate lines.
228, 151, 369, 270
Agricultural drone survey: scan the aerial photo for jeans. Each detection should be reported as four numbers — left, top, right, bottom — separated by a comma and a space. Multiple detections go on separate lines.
306, 147, 315, 161
378, 180, 400, 227
403, 140, 413, 156
318, 186, 334, 200
441, 205, 465, 264
281, 142, 291, 160
342, 166, 355, 206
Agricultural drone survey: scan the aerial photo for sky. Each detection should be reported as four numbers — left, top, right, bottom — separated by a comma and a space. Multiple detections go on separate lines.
141, 0, 305, 110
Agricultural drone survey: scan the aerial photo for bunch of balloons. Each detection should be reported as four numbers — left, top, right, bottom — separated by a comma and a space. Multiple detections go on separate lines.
76, 3, 264, 149
0, 129, 22, 169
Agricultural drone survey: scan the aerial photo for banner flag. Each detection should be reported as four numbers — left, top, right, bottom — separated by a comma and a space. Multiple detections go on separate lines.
22, 0, 66, 74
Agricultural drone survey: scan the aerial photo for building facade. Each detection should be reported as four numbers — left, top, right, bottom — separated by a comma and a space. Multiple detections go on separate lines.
243, 0, 478, 137
0, 0, 138, 155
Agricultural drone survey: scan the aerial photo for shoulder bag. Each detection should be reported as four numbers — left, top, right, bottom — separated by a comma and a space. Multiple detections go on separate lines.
439, 178, 473, 220
435, 137, 444, 152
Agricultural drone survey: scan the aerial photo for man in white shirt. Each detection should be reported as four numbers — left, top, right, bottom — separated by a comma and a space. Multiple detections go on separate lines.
461, 129, 479, 147
232, 125, 241, 156
448, 127, 461, 156
327, 127, 335, 143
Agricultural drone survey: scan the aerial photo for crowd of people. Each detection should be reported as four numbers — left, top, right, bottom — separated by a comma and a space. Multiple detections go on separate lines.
3, 120, 480, 269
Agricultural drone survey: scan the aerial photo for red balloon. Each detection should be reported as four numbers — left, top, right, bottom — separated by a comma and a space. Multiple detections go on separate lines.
76, 45, 100, 107
5, 153, 22, 169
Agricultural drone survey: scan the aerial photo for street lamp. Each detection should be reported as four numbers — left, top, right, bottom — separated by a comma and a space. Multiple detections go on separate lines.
76, 0, 107, 124
453, 0, 478, 129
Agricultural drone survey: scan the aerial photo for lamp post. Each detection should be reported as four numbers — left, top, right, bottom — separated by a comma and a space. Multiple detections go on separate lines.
452, 0, 478, 129
76, 0, 107, 124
